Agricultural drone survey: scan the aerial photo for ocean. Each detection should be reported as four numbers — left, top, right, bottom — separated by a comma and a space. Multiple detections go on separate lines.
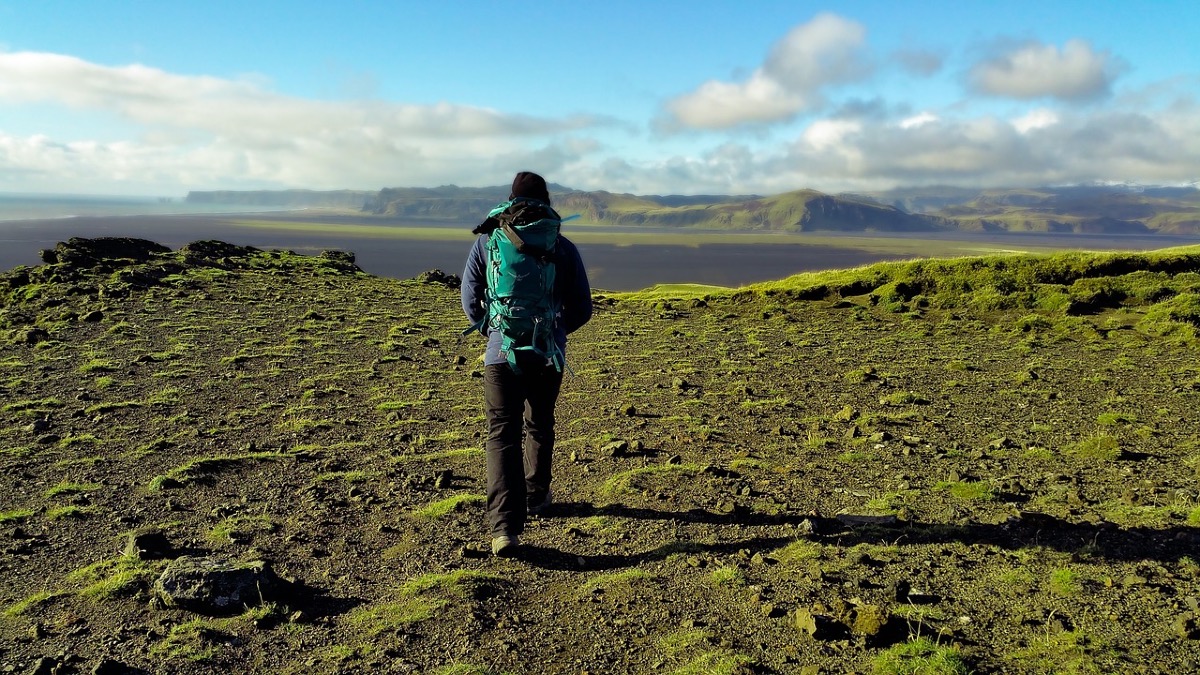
0, 193, 284, 221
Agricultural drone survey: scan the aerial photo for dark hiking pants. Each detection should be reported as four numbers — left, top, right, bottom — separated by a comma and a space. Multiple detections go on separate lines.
483, 358, 563, 537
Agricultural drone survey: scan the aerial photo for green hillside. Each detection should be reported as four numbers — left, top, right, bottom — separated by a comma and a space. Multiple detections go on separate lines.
851, 185, 1200, 234
1, 238, 1199, 673
554, 188, 943, 232
188, 184, 1200, 236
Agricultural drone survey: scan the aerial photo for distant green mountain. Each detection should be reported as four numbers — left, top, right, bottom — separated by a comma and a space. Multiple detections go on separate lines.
553, 189, 941, 231
844, 185, 1200, 234
188, 183, 1200, 235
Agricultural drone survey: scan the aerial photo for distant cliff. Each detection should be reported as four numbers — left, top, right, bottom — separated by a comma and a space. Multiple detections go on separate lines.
553, 189, 944, 232
845, 185, 1200, 234
185, 190, 377, 209
187, 184, 1200, 235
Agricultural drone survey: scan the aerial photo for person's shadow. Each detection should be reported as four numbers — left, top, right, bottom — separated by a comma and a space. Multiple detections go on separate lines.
512, 500, 1200, 571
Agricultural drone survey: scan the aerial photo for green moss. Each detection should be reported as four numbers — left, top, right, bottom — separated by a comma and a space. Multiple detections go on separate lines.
773, 540, 824, 565
936, 481, 994, 502
410, 494, 484, 520
872, 637, 970, 675
0, 508, 35, 524
709, 566, 747, 587
1065, 435, 1120, 461
4, 590, 65, 617
1049, 567, 1083, 596
578, 569, 652, 595
671, 651, 756, 675
44, 481, 102, 498
3, 397, 64, 414
599, 464, 702, 497
69, 556, 156, 599
880, 391, 929, 406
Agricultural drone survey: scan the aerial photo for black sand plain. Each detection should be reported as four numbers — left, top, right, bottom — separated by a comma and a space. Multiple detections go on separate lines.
4, 213, 1200, 291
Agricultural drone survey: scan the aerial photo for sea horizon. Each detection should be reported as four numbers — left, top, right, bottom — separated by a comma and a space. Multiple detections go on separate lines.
0, 192, 289, 222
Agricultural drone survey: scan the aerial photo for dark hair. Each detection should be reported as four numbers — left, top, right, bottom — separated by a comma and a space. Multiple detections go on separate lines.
510, 171, 550, 204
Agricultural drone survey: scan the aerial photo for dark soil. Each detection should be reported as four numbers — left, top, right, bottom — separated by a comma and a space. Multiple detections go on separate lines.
1, 239, 1198, 674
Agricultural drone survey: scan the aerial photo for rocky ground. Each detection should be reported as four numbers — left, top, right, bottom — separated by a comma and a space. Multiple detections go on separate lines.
1, 238, 1199, 674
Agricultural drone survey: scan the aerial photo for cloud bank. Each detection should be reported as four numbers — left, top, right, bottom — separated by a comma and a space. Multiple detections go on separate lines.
0, 51, 608, 192
969, 39, 1122, 102
0, 14, 1197, 198
662, 13, 870, 130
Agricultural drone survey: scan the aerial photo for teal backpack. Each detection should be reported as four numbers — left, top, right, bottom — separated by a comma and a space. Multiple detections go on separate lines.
463, 198, 566, 372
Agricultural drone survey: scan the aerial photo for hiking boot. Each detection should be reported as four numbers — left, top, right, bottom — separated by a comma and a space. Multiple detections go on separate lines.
491, 535, 520, 557
528, 490, 553, 516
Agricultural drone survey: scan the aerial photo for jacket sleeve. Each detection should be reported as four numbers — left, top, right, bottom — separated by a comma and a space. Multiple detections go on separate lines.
461, 236, 488, 330
557, 237, 592, 335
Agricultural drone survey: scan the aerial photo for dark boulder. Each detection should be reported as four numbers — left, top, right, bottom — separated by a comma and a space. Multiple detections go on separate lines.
416, 269, 461, 288
153, 556, 285, 614
179, 240, 261, 261
319, 249, 356, 265
45, 238, 171, 270
124, 531, 174, 560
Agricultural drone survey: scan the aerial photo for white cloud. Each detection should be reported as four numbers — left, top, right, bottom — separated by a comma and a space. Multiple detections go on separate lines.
662, 13, 869, 130
0, 51, 609, 192
0, 47, 1197, 198
969, 39, 1121, 101
563, 94, 1200, 195
801, 119, 863, 151
899, 112, 938, 129
1012, 108, 1059, 133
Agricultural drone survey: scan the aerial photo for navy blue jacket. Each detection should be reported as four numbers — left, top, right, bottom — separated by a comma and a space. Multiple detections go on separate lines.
461, 233, 592, 366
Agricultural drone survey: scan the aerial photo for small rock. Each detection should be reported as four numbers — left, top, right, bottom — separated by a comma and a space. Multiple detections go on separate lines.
124, 531, 173, 560
28, 658, 58, 675
601, 440, 629, 457
434, 470, 453, 489
850, 604, 888, 636
153, 556, 284, 614
415, 269, 460, 287
81, 310, 104, 322
760, 602, 783, 618
1172, 615, 1199, 639
622, 405, 637, 416
23, 327, 50, 345
91, 659, 129, 675
833, 405, 858, 422
794, 608, 834, 639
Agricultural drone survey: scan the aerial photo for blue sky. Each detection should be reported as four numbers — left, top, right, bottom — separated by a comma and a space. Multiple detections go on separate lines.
1, 1, 1198, 196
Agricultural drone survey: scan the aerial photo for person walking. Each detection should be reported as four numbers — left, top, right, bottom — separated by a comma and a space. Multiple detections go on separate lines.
461, 171, 592, 557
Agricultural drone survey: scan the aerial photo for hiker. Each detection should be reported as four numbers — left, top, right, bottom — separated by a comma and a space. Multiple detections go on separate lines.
461, 171, 592, 557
